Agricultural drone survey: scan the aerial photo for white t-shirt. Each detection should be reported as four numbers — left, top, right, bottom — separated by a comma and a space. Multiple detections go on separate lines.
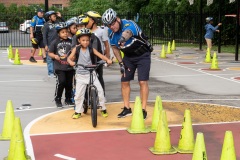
92, 26, 109, 53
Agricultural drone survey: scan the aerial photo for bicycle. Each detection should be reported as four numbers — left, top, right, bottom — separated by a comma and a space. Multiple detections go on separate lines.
75, 60, 105, 127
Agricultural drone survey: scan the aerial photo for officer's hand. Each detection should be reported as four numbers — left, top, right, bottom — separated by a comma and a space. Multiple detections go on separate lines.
119, 62, 130, 77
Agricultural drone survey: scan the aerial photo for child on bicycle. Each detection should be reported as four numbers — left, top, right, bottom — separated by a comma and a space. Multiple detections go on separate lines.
67, 28, 112, 119
48, 22, 75, 108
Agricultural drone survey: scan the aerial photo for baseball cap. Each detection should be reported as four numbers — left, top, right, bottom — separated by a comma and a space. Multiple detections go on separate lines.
37, 8, 44, 13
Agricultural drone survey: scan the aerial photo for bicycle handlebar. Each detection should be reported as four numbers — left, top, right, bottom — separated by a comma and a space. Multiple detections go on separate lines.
74, 60, 106, 71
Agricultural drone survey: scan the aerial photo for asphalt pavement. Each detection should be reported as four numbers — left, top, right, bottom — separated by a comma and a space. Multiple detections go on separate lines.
0, 46, 240, 159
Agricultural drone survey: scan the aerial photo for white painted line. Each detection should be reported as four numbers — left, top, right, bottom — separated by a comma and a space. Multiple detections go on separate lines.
30, 127, 127, 136
24, 108, 70, 160
151, 73, 240, 78
0, 106, 57, 114
152, 57, 240, 84
54, 154, 76, 160
0, 80, 44, 83
174, 98, 240, 101
23, 100, 240, 160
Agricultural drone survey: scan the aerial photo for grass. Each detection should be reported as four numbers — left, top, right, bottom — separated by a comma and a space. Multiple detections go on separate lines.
176, 43, 239, 54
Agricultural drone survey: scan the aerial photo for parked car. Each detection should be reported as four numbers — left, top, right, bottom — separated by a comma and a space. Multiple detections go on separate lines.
19, 20, 31, 34
0, 22, 9, 33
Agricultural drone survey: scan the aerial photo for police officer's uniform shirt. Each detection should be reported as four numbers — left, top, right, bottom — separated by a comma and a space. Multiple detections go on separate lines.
49, 37, 73, 71
109, 19, 140, 48
30, 16, 45, 33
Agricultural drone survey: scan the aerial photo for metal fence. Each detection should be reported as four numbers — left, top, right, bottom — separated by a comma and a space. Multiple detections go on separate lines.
0, 12, 237, 47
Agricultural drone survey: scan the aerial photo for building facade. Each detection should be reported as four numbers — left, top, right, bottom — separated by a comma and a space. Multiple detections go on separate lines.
0, 0, 69, 9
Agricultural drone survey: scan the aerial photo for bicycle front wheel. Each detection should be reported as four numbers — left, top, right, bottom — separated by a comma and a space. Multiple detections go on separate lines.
90, 88, 97, 127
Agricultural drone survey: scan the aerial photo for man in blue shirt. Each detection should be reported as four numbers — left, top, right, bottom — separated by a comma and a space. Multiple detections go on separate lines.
29, 8, 46, 63
102, 8, 153, 119
204, 17, 222, 50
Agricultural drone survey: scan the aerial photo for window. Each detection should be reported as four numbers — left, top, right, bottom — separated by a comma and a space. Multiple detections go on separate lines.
52, 4, 63, 10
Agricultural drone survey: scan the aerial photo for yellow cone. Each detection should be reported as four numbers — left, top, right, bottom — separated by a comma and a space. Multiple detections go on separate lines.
0, 100, 15, 140
5, 117, 25, 160
192, 132, 208, 160
13, 49, 22, 65
150, 96, 163, 132
149, 110, 177, 154
204, 48, 211, 63
210, 52, 219, 70
171, 40, 176, 51
174, 109, 194, 153
166, 42, 172, 54
127, 96, 150, 134
13, 140, 31, 160
8, 45, 14, 59
38, 48, 42, 56
160, 45, 167, 58
220, 131, 236, 160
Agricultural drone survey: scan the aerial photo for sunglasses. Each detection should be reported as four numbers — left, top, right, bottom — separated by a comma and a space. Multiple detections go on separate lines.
108, 19, 117, 27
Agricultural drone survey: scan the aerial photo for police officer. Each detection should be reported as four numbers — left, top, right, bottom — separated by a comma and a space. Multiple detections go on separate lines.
29, 8, 46, 63
102, 8, 153, 119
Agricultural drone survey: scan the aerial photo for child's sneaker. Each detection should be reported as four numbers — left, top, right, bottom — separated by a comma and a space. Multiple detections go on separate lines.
55, 98, 63, 108
101, 110, 108, 118
65, 98, 75, 106
72, 112, 81, 119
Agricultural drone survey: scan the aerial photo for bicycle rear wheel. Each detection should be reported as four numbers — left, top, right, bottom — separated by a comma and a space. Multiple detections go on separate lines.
90, 88, 97, 127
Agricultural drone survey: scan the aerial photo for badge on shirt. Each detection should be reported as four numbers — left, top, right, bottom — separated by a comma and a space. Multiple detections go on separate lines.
31, 18, 35, 22
124, 24, 130, 28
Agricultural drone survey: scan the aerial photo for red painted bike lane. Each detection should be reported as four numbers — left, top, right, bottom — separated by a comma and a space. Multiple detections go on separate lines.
30, 123, 240, 160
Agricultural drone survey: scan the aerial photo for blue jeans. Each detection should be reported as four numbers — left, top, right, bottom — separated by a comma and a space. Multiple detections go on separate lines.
46, 52, 54, 75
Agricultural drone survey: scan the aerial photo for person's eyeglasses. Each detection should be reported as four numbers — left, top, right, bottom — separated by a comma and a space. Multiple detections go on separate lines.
108, 19, 117, 27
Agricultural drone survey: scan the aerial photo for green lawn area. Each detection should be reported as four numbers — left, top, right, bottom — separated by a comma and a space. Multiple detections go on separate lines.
176, 43, 239, 54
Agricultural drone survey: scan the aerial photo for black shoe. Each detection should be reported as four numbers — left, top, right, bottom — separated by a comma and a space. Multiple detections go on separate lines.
29, 56, 37, 63
65, 98, 75, 106
43, 58, 47, 63
55, 98, 63, 108
142, 109, 147, 120
117, 107, 132, 118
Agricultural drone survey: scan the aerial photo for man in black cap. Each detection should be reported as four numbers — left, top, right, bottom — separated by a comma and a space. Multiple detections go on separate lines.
29, 8, 46, 63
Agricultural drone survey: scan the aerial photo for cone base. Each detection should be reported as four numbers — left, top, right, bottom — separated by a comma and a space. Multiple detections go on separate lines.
150, 128, 171, 133
204, 60, 212, 63
4, 155, 31, 160
149, 147, 177, 155
173, 146, 194, 154
210, 68, 221, 70
13, 63, 23, 65
0, 135, 11, 141
127, 127, 150, 134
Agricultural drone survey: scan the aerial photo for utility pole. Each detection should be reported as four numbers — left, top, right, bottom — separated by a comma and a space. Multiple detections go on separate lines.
235, 0, 239, 61
199, 0, 203, 51
218, 0, 222, 53
45, 0, 49, 12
